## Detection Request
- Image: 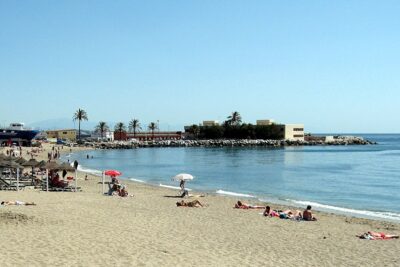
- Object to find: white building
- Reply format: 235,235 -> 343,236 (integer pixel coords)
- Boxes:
281,124 -> 304,141
91,131 -> 114,141
202,120 -> 220,126
256,119 -> 275,126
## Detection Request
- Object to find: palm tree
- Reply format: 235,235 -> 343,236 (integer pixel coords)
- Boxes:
73,108 -> 88,141
114,122 -> 127,140
148,122 -> 158,139
227,111 -> 242,126
187,124 -> 200,139
129,118 -> 141,138
95,121 -> 109,139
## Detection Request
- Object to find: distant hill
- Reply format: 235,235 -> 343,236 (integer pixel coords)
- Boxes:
27,118 -> 97,131
27,118 -> 184,132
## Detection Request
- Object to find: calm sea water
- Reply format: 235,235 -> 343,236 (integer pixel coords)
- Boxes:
65,134 -> 400,222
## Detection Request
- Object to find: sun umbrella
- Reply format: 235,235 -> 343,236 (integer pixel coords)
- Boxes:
16,158 -> 27,164
44,161 -> 61,170
0,159 -> 9,167
104,170 -> 122,176
37,160 -> 47,168
59,162 -> 75,172
172,173 -> 194,181
2,160 -> 23,169
22,158 -> 39,167
0,160 -> 23,191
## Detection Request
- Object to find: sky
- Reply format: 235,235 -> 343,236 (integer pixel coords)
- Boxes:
0,1 -> 399,133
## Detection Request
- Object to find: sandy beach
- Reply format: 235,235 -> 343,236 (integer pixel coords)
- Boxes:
0,144 -> 399,266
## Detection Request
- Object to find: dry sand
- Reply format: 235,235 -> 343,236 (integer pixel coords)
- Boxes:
0,144 -> 399,266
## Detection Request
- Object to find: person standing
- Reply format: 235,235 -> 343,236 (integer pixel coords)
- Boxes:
180,180 -> 185,191
73,160 -> 79,170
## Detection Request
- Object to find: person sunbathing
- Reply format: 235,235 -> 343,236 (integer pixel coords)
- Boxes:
176,199 -> 204,207
1,201 -> 36,206
302,205 -> 317,221
263,206 -> 279,217
357,231 -> 399,240
279,209 -> 302,220
234,200 -> 265,209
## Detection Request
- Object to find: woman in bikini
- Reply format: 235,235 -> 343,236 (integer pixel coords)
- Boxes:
176,200 -> 204,207
358,231 -> 399,240
235,200 -> 265,209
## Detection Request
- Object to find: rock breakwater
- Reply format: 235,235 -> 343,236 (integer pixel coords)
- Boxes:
81,136 -> 376,149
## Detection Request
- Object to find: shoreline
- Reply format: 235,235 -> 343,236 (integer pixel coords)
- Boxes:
68,147 -> 400,224
1,143 -> 399,266
82,170 -> 400,224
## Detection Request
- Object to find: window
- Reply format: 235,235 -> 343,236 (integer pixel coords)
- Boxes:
294,134 -> 304,138
63,132 -> 68,134
293,128 -> 304,131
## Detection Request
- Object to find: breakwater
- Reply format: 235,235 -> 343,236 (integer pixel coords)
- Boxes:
82,136 -> 376,149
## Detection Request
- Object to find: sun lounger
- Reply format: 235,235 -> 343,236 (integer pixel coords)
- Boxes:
43,185 -> 82,192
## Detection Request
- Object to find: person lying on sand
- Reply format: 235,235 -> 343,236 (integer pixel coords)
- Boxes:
303,205 -> 317,221
357,231 -> 399,240
263,206 -> 279,217
279,210 -> 302,220
1,201 -> 36,206
235,200 -> 265,209
176,200 -> 204,207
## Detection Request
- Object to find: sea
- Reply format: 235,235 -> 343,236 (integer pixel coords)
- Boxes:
63,134 -> 400,222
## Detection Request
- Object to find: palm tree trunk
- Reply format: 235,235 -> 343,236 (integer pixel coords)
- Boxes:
78,120 -> 81,140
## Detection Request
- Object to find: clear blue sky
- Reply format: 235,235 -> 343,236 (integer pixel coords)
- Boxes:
1,1 -> 399,133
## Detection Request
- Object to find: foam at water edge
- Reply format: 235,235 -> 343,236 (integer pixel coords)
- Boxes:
77,165 -> 103,176
128,178 -> 145,183
216,190 -> 255,198
159,184 -> 192,191
288,199 -> 400,222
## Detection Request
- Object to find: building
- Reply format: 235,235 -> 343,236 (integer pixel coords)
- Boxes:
202,120 -> 219,126
256,119 -> 275,126
45,129 -> 77,141
114,131 -> 184,141
280,124 -> 304,141
91,131 -> 114,141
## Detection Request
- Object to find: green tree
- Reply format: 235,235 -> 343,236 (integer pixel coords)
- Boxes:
95,121 -> 109,139
148,122 -> 158,139
200,126 -> 224,139
129,118 -> 141,138
73,108 -> 88,141
114,122 -> 127,140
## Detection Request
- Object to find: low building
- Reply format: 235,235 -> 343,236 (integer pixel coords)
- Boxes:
114,131 -> 184,141
91,131 -> 114,141
202,120 -> 219,126
256,119 -> 275,126
281,124 -> 304,141
45,129 -> 77,141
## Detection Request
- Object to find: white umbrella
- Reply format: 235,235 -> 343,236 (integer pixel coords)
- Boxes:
172,173 -> 194,181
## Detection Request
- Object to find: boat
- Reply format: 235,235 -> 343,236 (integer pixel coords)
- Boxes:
0,123 -> 39,146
